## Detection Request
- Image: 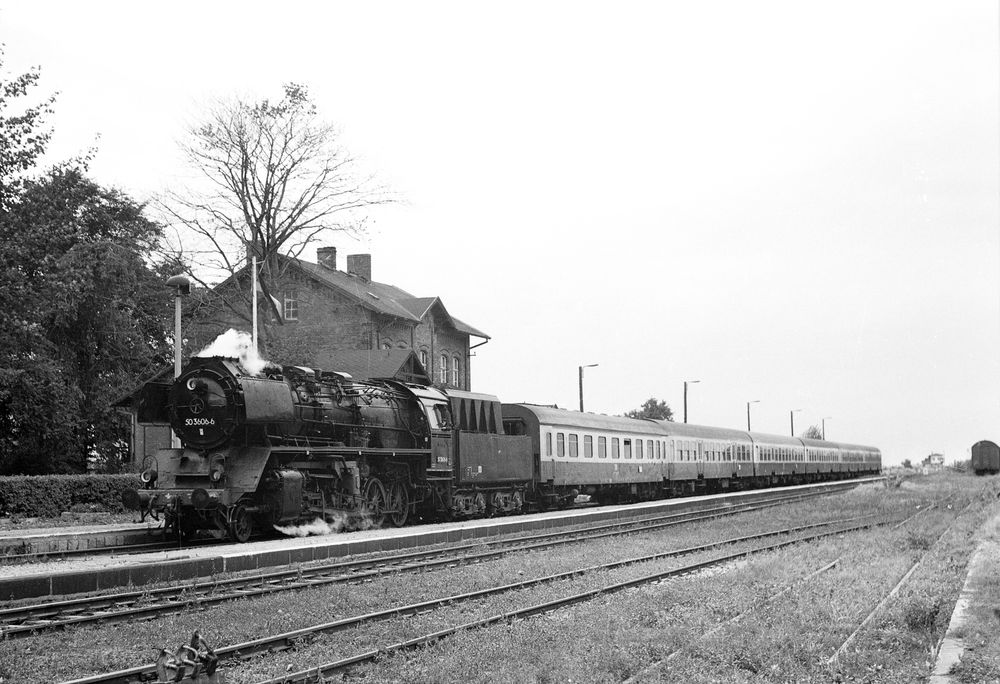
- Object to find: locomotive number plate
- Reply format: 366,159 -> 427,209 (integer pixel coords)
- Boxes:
185,418 -> 216,426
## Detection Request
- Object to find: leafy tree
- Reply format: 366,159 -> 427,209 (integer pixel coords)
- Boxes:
901,458 -> 913,469
160,83 -> 389,343
802,425 -> 824,440
0,47 -> 56,210
624,398 -> 674,421
0,167 -> 176,474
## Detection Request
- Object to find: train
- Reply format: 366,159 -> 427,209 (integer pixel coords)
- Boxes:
971,440 -> 1000,475
124,356 -> 882,541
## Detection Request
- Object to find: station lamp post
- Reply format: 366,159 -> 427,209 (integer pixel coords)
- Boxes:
822,416 -> 832,440
166,274 -> 191,448
683,380 -> 700,424
579,363 -> 598,413
166,275 -> 191,377
746,400 -> 760,431
790,408 -> 801,436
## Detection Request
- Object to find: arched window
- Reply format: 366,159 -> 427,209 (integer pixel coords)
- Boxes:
439,354 -> 448,384
452,356 -> 460,386
419,349 -> 428,369
382,340 -> 392,350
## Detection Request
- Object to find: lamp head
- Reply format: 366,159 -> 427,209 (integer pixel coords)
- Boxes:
166,274 -> 191,296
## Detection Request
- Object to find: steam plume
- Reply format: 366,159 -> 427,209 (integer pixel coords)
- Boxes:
195,329 -> 269,375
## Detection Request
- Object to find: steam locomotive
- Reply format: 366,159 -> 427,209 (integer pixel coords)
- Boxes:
126,356 -> 881,541
127,356 -> 536,541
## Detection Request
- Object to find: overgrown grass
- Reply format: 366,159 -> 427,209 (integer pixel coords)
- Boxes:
0,473 -> 993,683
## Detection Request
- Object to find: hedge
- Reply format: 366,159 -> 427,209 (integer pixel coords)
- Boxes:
0,474 -> 142,519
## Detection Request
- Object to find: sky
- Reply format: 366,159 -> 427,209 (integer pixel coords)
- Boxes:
1,1 -> 997,466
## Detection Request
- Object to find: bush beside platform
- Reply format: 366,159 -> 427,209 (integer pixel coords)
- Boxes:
0,473 -> 142,519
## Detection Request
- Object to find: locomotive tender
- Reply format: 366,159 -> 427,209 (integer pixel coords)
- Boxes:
126,356 -> 881,541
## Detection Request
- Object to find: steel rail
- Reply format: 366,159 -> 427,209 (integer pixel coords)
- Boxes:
259,519 -> 889,684
0,487 -> 840,637
626,493 -> 963,681
0,481 -> 856,563
827,498 -> 977,665
59,516 -> 884,684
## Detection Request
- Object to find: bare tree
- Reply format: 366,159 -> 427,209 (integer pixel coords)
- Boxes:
160,83 -> 389,339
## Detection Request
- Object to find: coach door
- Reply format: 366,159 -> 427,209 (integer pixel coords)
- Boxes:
696,441 -> 705,478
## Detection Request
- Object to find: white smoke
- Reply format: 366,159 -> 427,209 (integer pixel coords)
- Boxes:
274,516 -> 346,537
195,329 -> 269,375
273,511 -> 380,537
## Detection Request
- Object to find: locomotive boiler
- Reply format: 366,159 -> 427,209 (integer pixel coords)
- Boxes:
126,356 -> 534,541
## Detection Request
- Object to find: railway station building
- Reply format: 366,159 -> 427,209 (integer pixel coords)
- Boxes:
186,247 -> 489,392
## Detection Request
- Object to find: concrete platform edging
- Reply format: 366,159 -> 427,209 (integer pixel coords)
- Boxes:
0,480 -> 864,602
929,510 -> 1000,682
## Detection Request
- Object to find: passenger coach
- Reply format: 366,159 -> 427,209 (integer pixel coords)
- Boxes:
502,403 -> 881,503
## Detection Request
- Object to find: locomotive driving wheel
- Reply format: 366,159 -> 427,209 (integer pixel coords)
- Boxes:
361,477 -> 387,528
387,481 -> 410,527
228,503 -> 254,543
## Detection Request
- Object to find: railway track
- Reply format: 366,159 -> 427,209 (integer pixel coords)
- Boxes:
1,486 -> 844,640
61,513 -> 889,684
0,481 -> 863,564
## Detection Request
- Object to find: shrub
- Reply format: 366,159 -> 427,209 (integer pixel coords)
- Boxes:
0,473 -> 142,518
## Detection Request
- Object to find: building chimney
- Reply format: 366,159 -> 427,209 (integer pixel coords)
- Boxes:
346,254 -> 372,281
317,246 -> 337,270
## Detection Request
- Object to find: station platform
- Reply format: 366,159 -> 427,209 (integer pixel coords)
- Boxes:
0,522 -> 156,554
0,481 -> 871,603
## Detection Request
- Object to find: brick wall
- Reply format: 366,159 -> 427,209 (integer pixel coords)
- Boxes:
186,262 -> 476,391
413,309 -> 471,391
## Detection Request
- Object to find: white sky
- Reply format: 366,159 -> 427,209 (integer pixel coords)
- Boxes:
2,1 -> 997,466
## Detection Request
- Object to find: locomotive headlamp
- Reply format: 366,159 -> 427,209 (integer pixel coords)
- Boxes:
209,454 -> 226,483
186,378 -> 209,394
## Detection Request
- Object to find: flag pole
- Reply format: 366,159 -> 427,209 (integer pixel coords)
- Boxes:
252,254 -> 258,354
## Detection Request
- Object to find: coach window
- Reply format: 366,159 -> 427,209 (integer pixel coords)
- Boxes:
623,438 -> 632,459
557,433 -> 565,458
637,439 -> 643,459
569,434 -> 579,458
598,436 -> 607,458
612,438 -> 620,459
545,432 -> 552,457
585,435 -> 594,457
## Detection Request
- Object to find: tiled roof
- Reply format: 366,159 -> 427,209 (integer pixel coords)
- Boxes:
289,257 -> 489,339
292,258 -> 423,322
